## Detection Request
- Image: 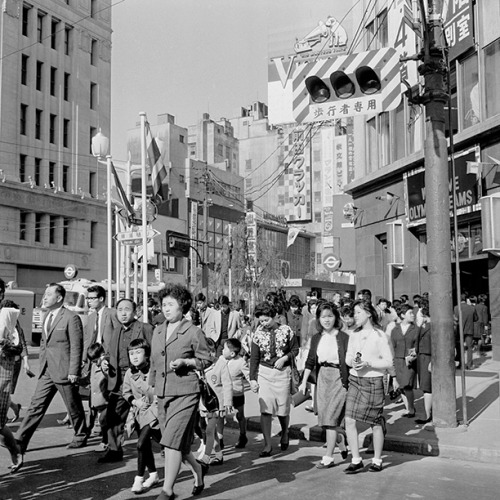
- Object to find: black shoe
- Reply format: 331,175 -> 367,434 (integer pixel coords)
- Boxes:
156,492 -> 175,500
97,450 -> 123,463
192,483 -> 204,496
280,433 -> 289,451
368,462 -> 383,472
402,412 -> 415,418
259,448 -> 272,457
67,440 -> 87,449
219,438 -> 224,450
234,435 -> 248,449
344,461 -> 364,474
415,417 -> 432,424
341,450 -> 348,460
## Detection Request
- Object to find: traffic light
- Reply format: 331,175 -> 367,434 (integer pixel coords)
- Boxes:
293,48 -> 402,123
166,230 -> 191,258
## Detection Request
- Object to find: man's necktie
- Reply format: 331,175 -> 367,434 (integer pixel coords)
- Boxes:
94,312 -> 100,343
45,312 -> 54,336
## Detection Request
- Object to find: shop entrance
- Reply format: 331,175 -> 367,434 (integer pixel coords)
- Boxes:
451,257 -> 489,303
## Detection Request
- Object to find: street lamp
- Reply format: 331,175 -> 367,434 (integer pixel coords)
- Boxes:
92,130 -> 113,307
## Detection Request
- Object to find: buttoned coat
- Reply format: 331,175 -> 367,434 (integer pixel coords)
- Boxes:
205,309 -> 239,342
149,318 -> 212,397
106,320 -> 153,392
39,307 -> 83,384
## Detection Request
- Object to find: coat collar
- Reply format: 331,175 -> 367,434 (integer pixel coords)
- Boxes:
159,317 -> 192,346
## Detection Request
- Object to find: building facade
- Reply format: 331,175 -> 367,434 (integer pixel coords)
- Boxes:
0,0 -> 111,300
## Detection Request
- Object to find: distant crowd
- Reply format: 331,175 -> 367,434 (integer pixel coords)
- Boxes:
0,278 -> 490,499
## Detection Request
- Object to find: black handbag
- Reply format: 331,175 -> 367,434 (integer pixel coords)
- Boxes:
289,355 -> 301,395
197,371 -> 219,412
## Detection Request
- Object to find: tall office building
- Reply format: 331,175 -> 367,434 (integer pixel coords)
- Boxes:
0,0 -> 111,299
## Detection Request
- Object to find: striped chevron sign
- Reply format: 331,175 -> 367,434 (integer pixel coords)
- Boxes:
293,48 -> 403,123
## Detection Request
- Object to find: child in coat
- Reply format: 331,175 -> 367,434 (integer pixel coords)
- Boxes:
122,338 -> 161,494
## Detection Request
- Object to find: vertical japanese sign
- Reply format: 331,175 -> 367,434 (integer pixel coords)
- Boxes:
322,127 -> 335,247
189,200 -> 198,286
246,211 -> 257,281
346,118 -> 355,183
332,135 -> 348,194
443,0 -> 474,61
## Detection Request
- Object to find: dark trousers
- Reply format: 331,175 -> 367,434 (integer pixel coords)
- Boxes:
16,371 -> 88,452
465,334 -> 474,368
102,392 -> 130,452
137,424 -> 162,475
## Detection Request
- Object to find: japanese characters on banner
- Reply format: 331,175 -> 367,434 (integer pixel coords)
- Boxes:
246,211 -> 257,280
389,0 -> 418,86
333,135 -> 348,195
346,118 -> 355,184
321,126 -> 335,247
443,0 -> 474,61
189,200 -> 198,286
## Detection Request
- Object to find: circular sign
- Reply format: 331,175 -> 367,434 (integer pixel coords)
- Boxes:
242,291 -> 250,301
323,253 -> 341,272
64,264 -> 78,279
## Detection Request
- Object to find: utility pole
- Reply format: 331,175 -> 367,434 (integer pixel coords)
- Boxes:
202,163 -> 209,298
419,0 -> 457,427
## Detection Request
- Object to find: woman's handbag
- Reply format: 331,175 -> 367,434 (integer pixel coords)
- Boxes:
289,355 -> 301,395
197,371 -> 219,412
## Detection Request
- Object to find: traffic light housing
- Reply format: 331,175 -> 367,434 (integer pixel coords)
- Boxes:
293,48 -> 402,123
166,230 -> 191,258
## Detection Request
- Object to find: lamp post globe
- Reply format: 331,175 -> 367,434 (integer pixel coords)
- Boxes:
91,130 -> 109,158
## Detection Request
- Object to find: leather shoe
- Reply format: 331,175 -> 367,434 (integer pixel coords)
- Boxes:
316,460 -> 335,469
259,448 -> 272,457
192,483 -> 204,496
344,461 -> 364,474
156,492 -> 175,500
368,462 -> 383,472
67,440 -> 87,449
234,435 -> 248,449
97,450 -> 123,463
415,416 -> 432,424
402,412 -> 415,418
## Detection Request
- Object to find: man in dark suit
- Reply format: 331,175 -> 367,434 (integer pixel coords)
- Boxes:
454,292 -> 478,370
98,298 -> 153,463
16,283 -> 88,452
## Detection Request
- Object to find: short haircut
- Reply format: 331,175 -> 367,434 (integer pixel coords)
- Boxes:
158,284 -> 193,314
219,295 -> 230,306
87,342 -> 105,361
225,338 -> 241,354
400,294 -> 409,302
254,301 -> 276,318
396,303 -> 413,317
357,289 -> 372,300
128,338 -> 151,357
87,285 -> 106,300
116,298 -> 136,310
377,297 -> 389,306
48,282 -> 66,300
195,292 -> 206,302
289,295 -> 301,308
339,304 -> 354,318
315,301 -> 342,331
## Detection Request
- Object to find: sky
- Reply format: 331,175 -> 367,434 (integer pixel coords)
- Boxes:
110,0 -> 351,161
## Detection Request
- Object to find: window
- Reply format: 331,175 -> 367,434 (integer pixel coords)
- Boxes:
90,39 -> 97,65
90,221 -> 97,248
63,218 -> 69,245
484,39 -> 500,119
36,61 -> 43,91
245,159 -> 252,171
316,252 -> 322,265
366,9 -> 388,49
20,104 -> 27,135
314,191 -> 321,203
90,126 -> 96,154
35,109 -> 42,139
49,114 -> 56,143
50,67 -> 56,96
21,55 -> 28,85
458,55 -> 480,130
91,0 -> 97,18
64,72 -> 70,100
49,216 -> 56,244
22,5 -> 30,37
49,162 -> 55,187
63,119 -> 70,147
245,178 -> 252,190
34,158 -> 41,186
179,134 -> 184,143
62,165 -> 69,192
89,171 -> 96,197
20,211 -> 27,241
35,214 -> 42,242
37,13 -> 44,44
51,19 -> 58,49
314,211 -> 322,223
20,155 -> 27,182
64,26 -> 71,55
90,82 -> 97,109
313,171 -> 321,183
217,144 -> 223,156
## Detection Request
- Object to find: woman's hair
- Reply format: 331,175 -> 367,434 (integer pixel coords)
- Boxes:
396,303 -> 413,318
420,300 -> 429,317
254,301 -> 276,318
158,284 -> 193,314
307,298 -> 319,313
315,301 -> 342,331
289,295 -> 302,308
352,299 -> 382,329
0,299 -> 19,309
128,338 -> 151,357
377,297 -> 390,306
339,304 -> 354,319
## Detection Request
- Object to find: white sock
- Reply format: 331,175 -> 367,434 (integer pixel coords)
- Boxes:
352,457 -> 362,464
321,455 -> 334,465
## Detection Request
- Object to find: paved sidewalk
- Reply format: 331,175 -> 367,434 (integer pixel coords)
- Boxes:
227,353 -> 500,464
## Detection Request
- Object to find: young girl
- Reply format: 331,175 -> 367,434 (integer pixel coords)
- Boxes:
122,338 -> 161,494
197,339 -> 233,466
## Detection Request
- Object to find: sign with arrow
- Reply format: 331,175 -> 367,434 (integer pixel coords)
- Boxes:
114,227 -> 160,246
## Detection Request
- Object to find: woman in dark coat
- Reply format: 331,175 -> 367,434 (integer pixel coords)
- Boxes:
416,302 -> 432,424
150,284 -> 213,500
299,302 -> 349,468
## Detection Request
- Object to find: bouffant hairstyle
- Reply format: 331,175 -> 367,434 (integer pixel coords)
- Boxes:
315,301 -> 342,331
254,301 -> 276,319
158,284 -> 193,314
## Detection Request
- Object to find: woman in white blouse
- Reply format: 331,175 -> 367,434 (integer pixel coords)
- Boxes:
299,302 -> 350,469
344,300 -> 394,474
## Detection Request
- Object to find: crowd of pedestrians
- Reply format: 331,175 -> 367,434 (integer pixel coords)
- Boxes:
0,276 -> 491,499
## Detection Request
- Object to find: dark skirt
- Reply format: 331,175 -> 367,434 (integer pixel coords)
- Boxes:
316,366 -> 346,427
345,375 -> 384,426
417,354 -> 432,393
158,393 -> 199,454
394,358 -> 417,389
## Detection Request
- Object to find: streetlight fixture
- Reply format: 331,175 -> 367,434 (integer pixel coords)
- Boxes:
92,129 -> 113,307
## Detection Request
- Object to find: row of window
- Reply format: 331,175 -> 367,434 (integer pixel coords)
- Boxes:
21,56 -> 72,99
20,105 -> 71,145
22,3 -> 100,64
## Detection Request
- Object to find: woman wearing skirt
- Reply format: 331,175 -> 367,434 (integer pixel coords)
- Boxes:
344,299 -> 394,474
299,302 -> 349,468
250,301 -> 299,457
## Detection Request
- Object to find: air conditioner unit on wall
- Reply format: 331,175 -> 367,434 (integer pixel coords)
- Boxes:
387,220 -> 404,268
